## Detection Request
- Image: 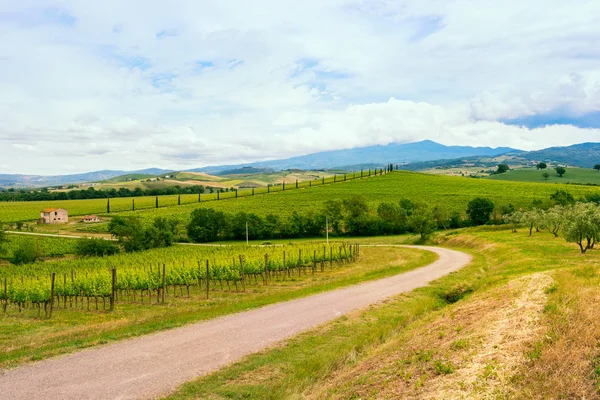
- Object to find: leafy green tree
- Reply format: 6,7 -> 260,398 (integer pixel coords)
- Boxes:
466,197 -> 495,225
399,198 -> 415,216
377,202 -> 408,234
542,206 -> 564,237
594,164 -> 600,172
550,190 -> 575,206
108,216 -> 147,252
542,172 -> 550,180
187,208 -> 227,243
322,200 -> 344,236
521,209 -> 544,236
496,164 -> 510,174
342,196 -> 369,235
407,202 -> 437,241
503,211 -> 523,233
76,238 -> 120,257
537,162 -> 547,170
562,203 -> 600,253
555,166 -> 566,177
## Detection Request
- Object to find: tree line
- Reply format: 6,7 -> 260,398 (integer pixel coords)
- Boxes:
0,185 -> 206,202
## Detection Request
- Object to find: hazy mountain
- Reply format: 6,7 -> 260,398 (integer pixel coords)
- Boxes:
510,142 -> 600,168
0,168 -> 173,188
196,140 -> 519,173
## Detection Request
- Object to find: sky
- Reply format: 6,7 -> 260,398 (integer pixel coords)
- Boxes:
1,0 -> 600,175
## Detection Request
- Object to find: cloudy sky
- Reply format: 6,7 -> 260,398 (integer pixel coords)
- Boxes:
1,0 -> 600,174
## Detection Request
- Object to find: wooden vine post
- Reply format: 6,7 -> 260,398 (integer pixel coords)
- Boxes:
264,254 -> 269,283
49,272 -> 56,318
110,268 -> 116,311
162,264 -> 166,303
206,260 -> 210,299
239,255 -> 245,291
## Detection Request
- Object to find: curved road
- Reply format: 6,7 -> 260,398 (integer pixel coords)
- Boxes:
0,246 -> 471,400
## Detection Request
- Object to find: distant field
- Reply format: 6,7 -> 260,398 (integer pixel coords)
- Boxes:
0,172 -> 365,222
487,167 -> 600,185
3,171 -> 600,224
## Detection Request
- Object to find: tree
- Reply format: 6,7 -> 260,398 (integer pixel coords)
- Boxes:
187,208 -> 227,242
537,162 -> 547,170
542,206 -> 564,237
550,190 -> 575,206
76,238 -> 120,257
496,164 -> 510,174
521,209 -> 543,236
542,172 -> 550,180
322,200 -> 344,236
562,203 -> 600,253
594,164 -> 600,172
108,216 -> 147,252
407,202 -> 437,241
466,197 -> 495,225
555,166 -> 566,177
503,211 -> 523,233
377,202 -> 408,234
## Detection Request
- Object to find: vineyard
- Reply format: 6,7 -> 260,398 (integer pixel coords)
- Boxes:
0,242 -> 358,317
2,235 -> 79,259
0,171 -> 381,223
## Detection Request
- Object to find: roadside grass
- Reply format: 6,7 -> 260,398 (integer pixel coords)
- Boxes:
0,246 -> 433,369
166,227 -> 600,399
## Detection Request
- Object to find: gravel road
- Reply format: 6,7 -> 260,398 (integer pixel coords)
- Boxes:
0,245 -> 471,400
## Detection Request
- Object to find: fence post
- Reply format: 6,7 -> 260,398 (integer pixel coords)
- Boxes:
217,192 -> 220,200
252,188 -> 255,196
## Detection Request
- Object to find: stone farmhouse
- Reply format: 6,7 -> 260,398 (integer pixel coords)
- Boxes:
40,208 -> 68,224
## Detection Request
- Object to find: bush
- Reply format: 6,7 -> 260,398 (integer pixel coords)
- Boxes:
76,238 -> 120,257
9,241 -> 40,265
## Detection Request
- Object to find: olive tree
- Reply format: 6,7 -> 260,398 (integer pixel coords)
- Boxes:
562,203 -> 600,253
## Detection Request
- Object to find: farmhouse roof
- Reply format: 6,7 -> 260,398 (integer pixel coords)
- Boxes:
41,208 -> 66,213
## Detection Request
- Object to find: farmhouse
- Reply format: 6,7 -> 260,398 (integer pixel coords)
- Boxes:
40,208 -> 68,224
81,215 -> 102,223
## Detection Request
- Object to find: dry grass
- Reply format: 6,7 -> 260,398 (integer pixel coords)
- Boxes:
309,273 -> 552,399
512,267 -> 600,399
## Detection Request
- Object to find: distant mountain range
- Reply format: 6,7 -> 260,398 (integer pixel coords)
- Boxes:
2,140 -> 600,189
0,168 -> 173,189
193,140 -> 518,174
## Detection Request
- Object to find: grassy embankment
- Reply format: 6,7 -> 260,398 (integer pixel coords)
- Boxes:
167,227 -> 600,399
0,245 -> 433,369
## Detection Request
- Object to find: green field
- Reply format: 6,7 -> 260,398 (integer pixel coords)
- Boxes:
118,171 -> 600,222
487,166 -> 600,184
3,171 -> 600,224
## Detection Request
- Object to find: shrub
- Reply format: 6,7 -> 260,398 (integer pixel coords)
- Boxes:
76,238 -> 120,257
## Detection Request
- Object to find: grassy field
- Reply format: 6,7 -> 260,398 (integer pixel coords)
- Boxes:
0,171 -> 367,223
4,170 -> 600,224
487,166 -> 600,185
117,171 -> 600,223
0,245 -> 433,368
166,227 -> 600,399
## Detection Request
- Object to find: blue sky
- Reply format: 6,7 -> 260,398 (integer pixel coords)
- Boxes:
1,0 -> 600,174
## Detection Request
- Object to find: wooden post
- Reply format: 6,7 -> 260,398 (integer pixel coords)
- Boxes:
268,185 -> 270,193
49,272 -> 56,318
217,192 -> 220,200
235,189 -> 238,198
296,179 -> 298,189
239,255 -> 245,291
156,196 -> 159,208
206,260 -> 210,299
198,193 -> 201,202
322,246 -> 326,271
162,264 -> 166,303
313,250 -> 316,274
330,247 -> 333,268
178,194 -> 181,205
3,278 -> 7,313
264,254 -> 269,283
309,181 -> 312,187
132,198 -> 135,211
110,268 -> 116,311
252,188 -> 255,196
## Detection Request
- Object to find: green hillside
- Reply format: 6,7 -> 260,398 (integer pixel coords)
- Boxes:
118,171 -> 600,221
487,167 -> 600,185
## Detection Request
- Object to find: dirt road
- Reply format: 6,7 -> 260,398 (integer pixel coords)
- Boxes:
0,246 -> 471,400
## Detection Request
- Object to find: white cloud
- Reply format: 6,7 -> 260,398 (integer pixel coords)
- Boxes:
1,0 -> 600,174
